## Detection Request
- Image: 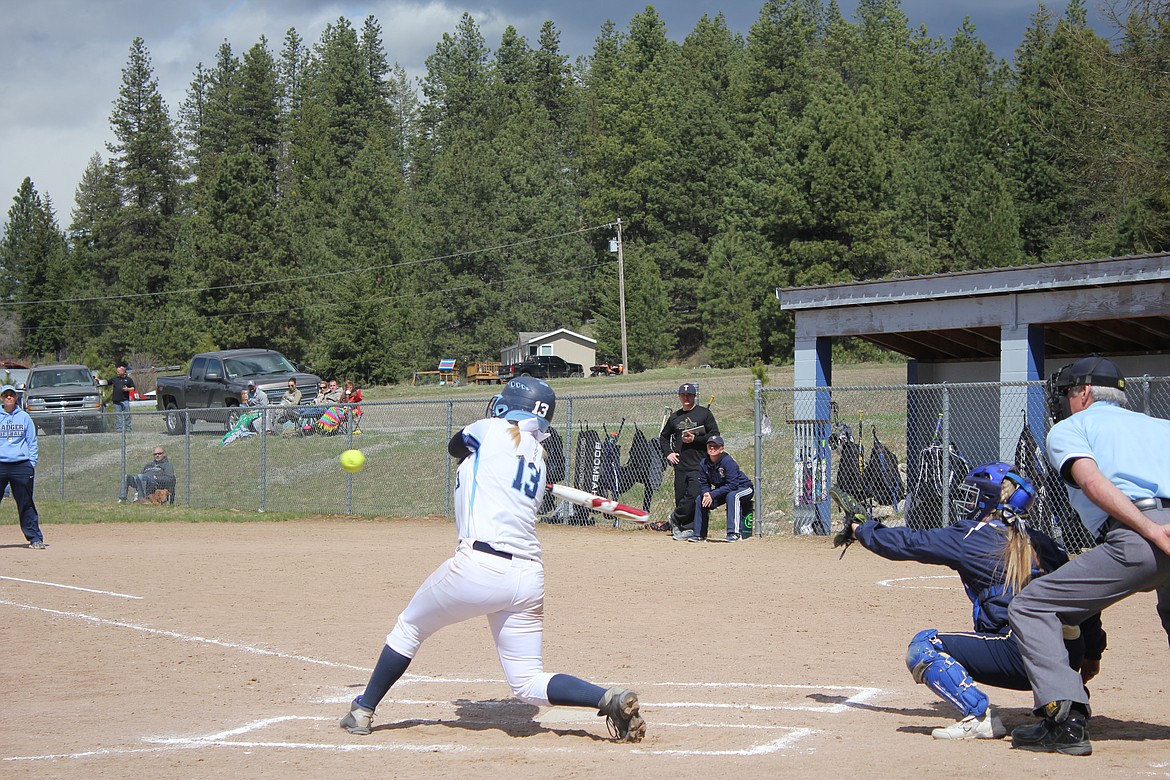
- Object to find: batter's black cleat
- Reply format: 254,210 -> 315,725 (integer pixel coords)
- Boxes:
598,687 -> 646,742
1011,700 -> 1092,756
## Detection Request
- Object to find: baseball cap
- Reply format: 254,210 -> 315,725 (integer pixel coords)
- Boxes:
678,383 -> 698,395
1057,355 -> 1125,391
247,380 -> 257,388
0,384 -> 15,395
707,435 -> 725,447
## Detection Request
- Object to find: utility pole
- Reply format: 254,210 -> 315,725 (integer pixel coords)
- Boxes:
615,219 -> 629,377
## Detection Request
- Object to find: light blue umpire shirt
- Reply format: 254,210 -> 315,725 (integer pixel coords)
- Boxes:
1046,400 -> 1170,537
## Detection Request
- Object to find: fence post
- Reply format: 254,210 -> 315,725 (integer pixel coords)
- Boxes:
259,409 -> 267,513
59,417 -> 66,499
118,420 -> 127,502
345,404 -> 354,515
753,379 -> 763,535
184,412 -> 192,507
445,400 -> 454,518
564,396 -> 574,495
941,384 -> 952,526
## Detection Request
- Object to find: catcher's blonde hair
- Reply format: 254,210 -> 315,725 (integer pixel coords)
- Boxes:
997,478 -> 1038,595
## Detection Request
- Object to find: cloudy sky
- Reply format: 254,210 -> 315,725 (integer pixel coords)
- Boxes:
2,1 -> 1114,225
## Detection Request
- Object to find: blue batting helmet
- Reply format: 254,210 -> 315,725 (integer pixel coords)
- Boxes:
488,378 -> 556,432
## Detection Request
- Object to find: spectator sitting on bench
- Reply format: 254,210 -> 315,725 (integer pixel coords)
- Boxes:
118,446 -> 176,503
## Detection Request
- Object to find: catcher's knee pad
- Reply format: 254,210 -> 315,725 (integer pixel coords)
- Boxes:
906,629 -> 987,717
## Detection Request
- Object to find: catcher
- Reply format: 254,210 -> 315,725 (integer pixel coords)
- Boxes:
832,462 -> 1105,740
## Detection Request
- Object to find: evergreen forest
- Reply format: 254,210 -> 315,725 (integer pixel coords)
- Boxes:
2,0 -> 1168,381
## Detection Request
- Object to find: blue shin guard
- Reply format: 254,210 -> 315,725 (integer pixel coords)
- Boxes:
906,629 -> 988,717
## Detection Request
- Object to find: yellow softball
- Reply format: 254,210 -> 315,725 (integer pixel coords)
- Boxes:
339,449 -> 366,473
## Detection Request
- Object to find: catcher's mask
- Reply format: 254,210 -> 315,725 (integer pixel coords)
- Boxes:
953,461 -> 1036,522
1046,354 -> 1125,423
487,378 -> 556,433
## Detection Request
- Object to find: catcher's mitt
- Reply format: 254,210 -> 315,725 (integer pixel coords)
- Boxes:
830,487 -> 870,557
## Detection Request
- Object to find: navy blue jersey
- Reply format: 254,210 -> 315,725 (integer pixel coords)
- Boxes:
698,452 -> 753,501
854,518 -> 1069,635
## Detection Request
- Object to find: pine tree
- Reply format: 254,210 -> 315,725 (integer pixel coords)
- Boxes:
0,179 -> 70,358
105,37 -> 183,358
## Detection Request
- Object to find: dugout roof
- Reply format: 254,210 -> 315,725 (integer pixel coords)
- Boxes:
776,252 -> 1170,361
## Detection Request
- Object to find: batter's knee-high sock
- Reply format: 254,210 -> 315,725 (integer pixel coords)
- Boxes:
356,645 -> 412,711
546,674 -> 607,709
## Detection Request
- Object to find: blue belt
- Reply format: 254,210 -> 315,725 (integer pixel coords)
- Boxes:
1134,497 -> 1170,511
472,540 -> 512,560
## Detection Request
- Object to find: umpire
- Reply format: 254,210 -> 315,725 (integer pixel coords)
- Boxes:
659,383 -> 719,540
1008,355 -> 1170,755
0,384 -> 43,549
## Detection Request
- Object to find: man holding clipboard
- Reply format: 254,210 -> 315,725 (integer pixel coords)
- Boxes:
658,383 -> 720,540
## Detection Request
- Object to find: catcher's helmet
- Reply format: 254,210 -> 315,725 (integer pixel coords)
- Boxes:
488,378 -> 556,432
953,461 -> 1036,521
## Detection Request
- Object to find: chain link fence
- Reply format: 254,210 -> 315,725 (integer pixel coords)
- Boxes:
35,376 -> 1170,549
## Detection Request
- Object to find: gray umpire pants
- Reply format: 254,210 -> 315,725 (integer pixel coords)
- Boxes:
1008,506 -> 1170,710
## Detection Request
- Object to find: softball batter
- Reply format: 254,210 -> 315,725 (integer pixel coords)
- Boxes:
341,378 -> 646,742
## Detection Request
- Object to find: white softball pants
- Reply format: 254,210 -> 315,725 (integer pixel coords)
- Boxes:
386,540 -> 555,706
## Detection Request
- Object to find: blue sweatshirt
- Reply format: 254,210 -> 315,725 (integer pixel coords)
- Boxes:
0,406 -> 38,466
698,451 -> 753,501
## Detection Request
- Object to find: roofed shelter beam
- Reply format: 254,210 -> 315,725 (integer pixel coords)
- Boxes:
1001,320 -> 1045,462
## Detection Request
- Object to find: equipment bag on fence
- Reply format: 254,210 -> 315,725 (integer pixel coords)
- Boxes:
833,431 -> 867,501
540,428 -> 567,517
620,426 -> 664,511
570,428 -> 601,525
905,443 -> 970,529
863,429 -> 906,508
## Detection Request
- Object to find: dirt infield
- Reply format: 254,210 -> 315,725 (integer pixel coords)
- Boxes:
3,519 -> 1169,778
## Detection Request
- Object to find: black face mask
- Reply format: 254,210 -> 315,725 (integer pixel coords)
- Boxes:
1047,365 -> 1075,423
1046,355 -> 1125,423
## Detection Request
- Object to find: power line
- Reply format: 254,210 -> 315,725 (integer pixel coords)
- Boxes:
16,257 -> 616,336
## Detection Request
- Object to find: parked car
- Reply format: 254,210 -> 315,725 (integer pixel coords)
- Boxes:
155,349 -> 322,435
18,364 -> 107,433
498,355 -> 585,381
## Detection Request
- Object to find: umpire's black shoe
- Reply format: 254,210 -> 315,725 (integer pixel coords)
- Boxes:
1011,700 -> 1092,756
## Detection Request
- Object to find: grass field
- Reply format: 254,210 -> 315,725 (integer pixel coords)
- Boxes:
0,360 -> 911,533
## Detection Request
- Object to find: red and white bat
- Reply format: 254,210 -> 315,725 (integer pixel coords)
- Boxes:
546,483 -> 650,524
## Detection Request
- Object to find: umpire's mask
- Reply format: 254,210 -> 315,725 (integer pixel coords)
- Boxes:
1046,355 -> 1125,423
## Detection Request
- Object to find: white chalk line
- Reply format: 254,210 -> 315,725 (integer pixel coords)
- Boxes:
7,714 -> 819,761
3,596 -> 884,761
141,715 -> 818,758
643,728 -> 817,756
0,599 -> 370,673
0,575 -> 142,599
878,574 -> 958,589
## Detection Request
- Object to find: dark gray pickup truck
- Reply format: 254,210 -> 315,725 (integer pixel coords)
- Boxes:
155,349 -> 322,435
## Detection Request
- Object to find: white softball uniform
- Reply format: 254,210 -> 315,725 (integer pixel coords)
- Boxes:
385,416 -> 557,706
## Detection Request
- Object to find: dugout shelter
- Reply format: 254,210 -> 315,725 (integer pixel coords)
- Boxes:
775,252 -> 1170,531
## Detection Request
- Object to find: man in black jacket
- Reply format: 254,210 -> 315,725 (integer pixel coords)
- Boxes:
658,383 -> 719,540
110,364 -> 136,433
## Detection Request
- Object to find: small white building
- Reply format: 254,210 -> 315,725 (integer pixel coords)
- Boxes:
501,329 -> 597,369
